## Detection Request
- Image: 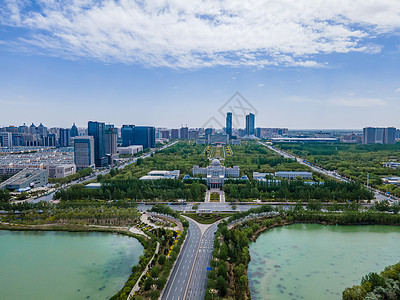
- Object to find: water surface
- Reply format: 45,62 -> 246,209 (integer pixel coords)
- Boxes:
0,230 -> 143,300
248,224 -> 400,300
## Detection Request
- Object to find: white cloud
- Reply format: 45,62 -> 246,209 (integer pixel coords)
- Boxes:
329,97 -> 387,107
395,88 -> 400,93
1,0 -> 400,68
258,83 -> 264,87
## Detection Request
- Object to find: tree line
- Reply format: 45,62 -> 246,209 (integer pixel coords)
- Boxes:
223,180 -> 374,201
54,178 -> 206,202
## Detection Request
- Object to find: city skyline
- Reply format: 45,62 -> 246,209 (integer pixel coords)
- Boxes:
1,1 -> 400,128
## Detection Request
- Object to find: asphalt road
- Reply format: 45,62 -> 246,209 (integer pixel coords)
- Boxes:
162,218 -> 218,300
184,222 -> 218,300
162,218 -> 202,300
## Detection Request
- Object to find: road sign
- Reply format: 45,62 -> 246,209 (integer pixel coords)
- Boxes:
206,267 -> 212,271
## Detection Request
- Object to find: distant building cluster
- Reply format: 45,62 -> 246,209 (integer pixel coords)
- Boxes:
362,127 -> 396,144
74,121 -> 156,169
0,147 -> 74,177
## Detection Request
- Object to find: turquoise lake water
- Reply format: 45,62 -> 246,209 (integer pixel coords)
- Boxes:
248,224 -> 400,300
0,230 -> 143,300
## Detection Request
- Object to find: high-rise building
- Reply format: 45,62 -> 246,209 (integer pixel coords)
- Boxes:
384,127 -> 396,145
363,127 -> 396,144
205,128 -> 213,141
245,113 -> 255,136
12,133 -> 25,146
59,128 -> 71,147
88,121 -> 106,167
37,123 -> 47,137
121,125 -> 135,147
18,124 -> 28,134
189,130 -> 199,140
256,127 -> 261,138
105,127 -> 118,155
44,134 -> 57,147
0,132 -> 13,147
226,112 -> 232,138
73,136 -> 95,170
134,126 -> 155,149
180,127 -> 189,139
161,130 -> 170,139
171,129 -> 179,139
70,123 -> 79,138
29,123 -> 37,135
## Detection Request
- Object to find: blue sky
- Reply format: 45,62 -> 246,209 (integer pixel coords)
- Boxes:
0,0 -> 400,129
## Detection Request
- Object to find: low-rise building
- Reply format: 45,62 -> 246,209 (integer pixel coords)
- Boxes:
383,162 -> 400,169
47,164 -> 76,178
0,168 -> 48,191
382,176 -> 400,186
118,145 -> 143,155
140,170 -> 180,180
275,171 -> 313,180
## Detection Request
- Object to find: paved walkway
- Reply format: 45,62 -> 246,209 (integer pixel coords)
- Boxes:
205,189 -> 225,203
127,241 -> 160,300
128,226 -> 147,237
141,212 -> 181,231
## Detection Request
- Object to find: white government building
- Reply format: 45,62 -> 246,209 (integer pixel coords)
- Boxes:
193,158 -> 240,189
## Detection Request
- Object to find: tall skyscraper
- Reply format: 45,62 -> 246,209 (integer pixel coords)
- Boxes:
73,136 -> 95,170
226,112 -> 232,138
121,125 -> 135,147
70,123 -> 79,138
59,128 -> 71,147
88,121 -> 106,167
134,126 -> 155,149
245,113 -> 255,136
363,127 -> 396,144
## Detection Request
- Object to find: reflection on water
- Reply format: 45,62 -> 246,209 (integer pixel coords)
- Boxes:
248,224 -> 400,300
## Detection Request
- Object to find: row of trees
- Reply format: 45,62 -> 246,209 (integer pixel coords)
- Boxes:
223,180 -> 374,201
54,179 -> 207,202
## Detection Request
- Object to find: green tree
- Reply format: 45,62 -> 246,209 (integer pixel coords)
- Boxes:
216,275 -> 227,296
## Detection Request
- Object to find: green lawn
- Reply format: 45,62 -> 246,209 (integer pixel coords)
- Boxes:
183,213 -> 233,224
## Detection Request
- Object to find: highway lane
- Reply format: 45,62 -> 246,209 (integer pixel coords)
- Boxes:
185,222 -> 218,300
136,203 -> 259,213
162,218 -> 202,300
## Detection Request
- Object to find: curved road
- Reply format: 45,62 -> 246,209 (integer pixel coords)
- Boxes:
162,219 -> 218,300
